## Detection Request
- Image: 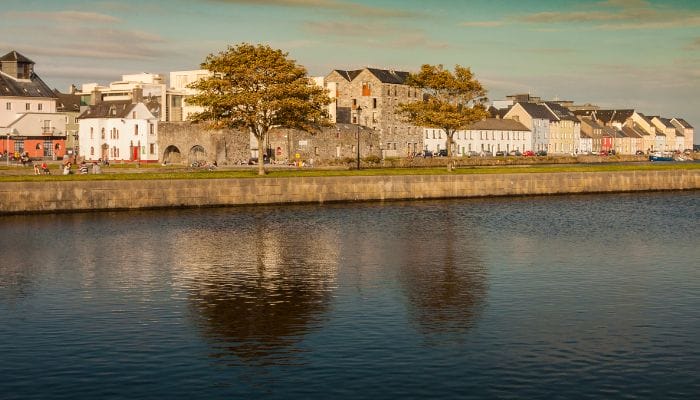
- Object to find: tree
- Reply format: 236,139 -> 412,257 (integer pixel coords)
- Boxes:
398,64 -> 488,171
187,43 -> 331,175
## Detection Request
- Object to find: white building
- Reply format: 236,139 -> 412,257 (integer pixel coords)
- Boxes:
423,118 -> 531,155
78,97 -> 158,163
78,73 -> 167,121
167,69 -> 212,122
0,50 -> 68,159
503,102 -> 555,152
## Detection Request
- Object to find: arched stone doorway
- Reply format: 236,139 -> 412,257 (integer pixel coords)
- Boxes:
163,145 -> 182,164
188,145 -> 206,165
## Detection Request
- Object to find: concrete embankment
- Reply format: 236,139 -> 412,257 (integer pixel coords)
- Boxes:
1,170 -> 698,215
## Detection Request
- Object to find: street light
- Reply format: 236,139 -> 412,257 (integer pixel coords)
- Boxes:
356,105 -> 362,170
5,133 -> 9,166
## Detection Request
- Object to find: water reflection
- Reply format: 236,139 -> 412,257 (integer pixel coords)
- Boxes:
398,207 -> 488,339
177,211 -> 340,366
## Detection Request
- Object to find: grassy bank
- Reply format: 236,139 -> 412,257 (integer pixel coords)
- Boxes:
0,162 -> 698,182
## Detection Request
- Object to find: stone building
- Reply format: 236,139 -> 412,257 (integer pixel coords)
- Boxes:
325,68 -> 423,158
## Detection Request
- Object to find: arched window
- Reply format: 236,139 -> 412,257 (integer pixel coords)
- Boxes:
36,143 -> 41,150
90,147 -> 95,156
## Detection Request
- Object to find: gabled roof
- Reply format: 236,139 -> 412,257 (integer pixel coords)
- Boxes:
467,118 -> 530,131
654,117 -> 674,128
595,109 -> 634,124
621,126 -> 644,139
544,102 -> 578,122
516,102 -> 557,121
53,89 -> 81,112
78,100 -> 137,119
0,50 -> 34,64
331,68 -> 410,84
0,70 -> 55,98
488,105 -> 511,119
671,118 -> 693,129
635,112 -> 653,125
366,68 -> 409,84
332,69 -> 362,82
579,117 -> 604,130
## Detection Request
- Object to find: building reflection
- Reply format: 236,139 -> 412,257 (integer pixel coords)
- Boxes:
397,206 -> 488,339
175,211 -> 340,366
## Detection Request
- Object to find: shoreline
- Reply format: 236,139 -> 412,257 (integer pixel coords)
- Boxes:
1,169 -> 698,215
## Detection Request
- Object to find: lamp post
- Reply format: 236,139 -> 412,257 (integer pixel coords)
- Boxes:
356,105 -> 362,170
5,133 -> 9,166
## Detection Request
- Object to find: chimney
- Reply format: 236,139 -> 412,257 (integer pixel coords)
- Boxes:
132,87 -> 143,104
68,84 -> 77,94
90,88 -> 103,106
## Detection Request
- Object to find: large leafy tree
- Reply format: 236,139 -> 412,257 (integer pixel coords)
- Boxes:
398,64 -> 488,170
187,43 -> 331,175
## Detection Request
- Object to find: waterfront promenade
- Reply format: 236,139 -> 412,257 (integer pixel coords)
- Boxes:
1,163 -> 698,215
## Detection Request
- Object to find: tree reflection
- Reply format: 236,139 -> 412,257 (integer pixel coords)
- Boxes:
398,208 -> 488,339
182,212 -> 339,366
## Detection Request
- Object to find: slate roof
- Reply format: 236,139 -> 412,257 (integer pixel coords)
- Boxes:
655,117 -> 674,128
332,68 -> 410,84
621,126 -> 644,138
488,105 -> 511,119
0,69 -> 55,98
635,112 -> 653,125
78,100 -> 136,119
672,118 -> 693,129
544,102 -> 578,122
53,89 -> 81,112
516,102 -> 557,121
333,69 -> 362,82
595,109 -> 634,124
579,117 -> 604,130
467,118 -> 530,131
0,50 -> 34,64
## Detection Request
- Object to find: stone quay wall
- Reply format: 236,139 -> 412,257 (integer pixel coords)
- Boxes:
1,170 -> 698,215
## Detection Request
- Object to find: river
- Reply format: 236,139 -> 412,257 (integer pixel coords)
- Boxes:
1,191 -> 698,399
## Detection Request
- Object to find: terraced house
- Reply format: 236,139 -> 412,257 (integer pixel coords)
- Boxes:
325,68 -> 423,158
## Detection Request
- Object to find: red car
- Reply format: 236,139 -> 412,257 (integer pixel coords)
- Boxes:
523,150 -> 535,156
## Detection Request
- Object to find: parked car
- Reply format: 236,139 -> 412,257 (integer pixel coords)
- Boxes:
635,150 -> 645,155
536,150 -> 548,156
523,150 -> 535,157
599,150 -> 608,156
495,151 -> 506,156
466,150 -> 479,157
508,150 -> 522,156
437,149 -> 448,157
421,150 -> 433,158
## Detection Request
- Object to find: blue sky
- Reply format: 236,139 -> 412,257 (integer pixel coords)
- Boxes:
2,0 -> 699,135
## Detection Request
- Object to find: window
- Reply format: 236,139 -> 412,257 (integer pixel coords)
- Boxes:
132,112 -> 136,119
362,82 -> 371,96
6,102 -> 10,110
373,98 -> 377,108
25,103 -> 30,111
14,140 -> 24,152
43,140 -> 53,157
149,124 -> 154,135
149,144 -> 155,155
90,127 -> 94,139
91,147 -> 95,156
134,125 -> 139,135
101,128 -> 105,139
38,104 -> 43,111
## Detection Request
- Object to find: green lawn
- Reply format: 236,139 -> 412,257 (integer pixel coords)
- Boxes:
0,162 -> 697,182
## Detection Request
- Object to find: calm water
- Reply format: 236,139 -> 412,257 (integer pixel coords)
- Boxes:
1,192 -> 699,399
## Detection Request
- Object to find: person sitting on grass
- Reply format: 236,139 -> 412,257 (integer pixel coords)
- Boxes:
33,163 -> 40,175
41,162 -> 50,175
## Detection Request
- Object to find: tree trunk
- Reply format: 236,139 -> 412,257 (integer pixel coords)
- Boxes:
446,131 -> 454,172
255,134 -> 266,176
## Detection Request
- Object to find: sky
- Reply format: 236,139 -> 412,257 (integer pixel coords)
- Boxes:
1,0 -> 699,138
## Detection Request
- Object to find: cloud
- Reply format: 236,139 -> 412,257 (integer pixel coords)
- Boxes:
460,21 -> 504,28
685,37 -> 700,51
521,1 -> 700,30
303,21 -> 448,50
0,10 -> 176,63
1,11 -> 121,24
209,0 -> 417,18
463,0 -> 700,31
